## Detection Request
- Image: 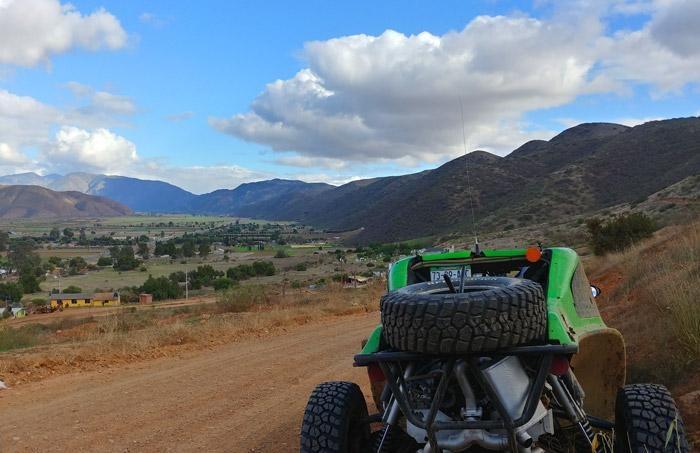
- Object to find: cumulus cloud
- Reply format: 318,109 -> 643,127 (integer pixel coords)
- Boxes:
212,1 -> 700,167
44,126 -> 138,174
0,143 -> 28,164
0,89 -> 62,148
0,87 -> 263,193
598,0 -> 700,93
0,0 -> 127,67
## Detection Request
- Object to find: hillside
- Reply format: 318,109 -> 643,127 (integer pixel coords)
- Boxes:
186,179 -> 333,217
0,172 -> 195,213
1,117 -> 697,238
0,185 -> 132,219
261,117 -> 700,243
588,222 -> 700,447
87,176 -> 196,212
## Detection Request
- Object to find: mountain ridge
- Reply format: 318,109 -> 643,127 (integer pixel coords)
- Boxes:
1,117 -> 698,242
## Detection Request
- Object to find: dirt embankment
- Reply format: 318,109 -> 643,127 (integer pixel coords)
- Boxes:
0,312 -> 380,452
588,222 -> 700,447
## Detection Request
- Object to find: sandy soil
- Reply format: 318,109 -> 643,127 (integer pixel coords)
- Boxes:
0,312 -> 379,452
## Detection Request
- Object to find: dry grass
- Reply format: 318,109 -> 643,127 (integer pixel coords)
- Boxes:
590,222 -> 700,386
0,281 -> 384,386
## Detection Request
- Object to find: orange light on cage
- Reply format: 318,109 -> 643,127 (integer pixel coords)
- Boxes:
525,247 -> 542,263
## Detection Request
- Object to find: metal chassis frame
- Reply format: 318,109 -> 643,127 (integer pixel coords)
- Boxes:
354,344 -> 577,451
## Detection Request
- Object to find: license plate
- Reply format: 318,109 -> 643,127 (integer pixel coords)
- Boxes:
430,267 -> 471,283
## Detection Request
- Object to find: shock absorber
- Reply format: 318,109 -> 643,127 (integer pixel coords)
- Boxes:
548,375 -> 604,453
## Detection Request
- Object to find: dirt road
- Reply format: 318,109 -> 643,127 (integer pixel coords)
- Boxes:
0,312 -> 379,452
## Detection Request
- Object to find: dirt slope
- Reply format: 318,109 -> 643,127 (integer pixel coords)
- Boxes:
0,312 -> 379,452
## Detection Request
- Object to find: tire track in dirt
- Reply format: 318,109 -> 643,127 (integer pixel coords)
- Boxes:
0,312 -> 380,452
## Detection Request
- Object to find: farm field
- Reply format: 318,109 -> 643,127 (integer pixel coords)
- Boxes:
31,247 -> 357,298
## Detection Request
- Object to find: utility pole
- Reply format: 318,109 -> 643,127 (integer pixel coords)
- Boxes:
185,269 -> 189,300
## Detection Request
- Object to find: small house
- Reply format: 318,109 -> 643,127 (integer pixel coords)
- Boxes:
93,292 -> 120,306
49,291 -> 120,309
10,306 -> 26,318
345,275 -> 371,288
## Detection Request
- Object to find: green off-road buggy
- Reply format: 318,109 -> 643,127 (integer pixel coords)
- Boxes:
300,246 -> 690,452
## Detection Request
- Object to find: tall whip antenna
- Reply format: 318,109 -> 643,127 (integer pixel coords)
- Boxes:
459,98 -> 479,252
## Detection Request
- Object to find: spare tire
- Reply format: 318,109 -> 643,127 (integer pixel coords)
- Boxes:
380,277 -> 546,354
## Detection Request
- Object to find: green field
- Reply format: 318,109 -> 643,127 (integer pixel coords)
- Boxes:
0,214 -> 239,237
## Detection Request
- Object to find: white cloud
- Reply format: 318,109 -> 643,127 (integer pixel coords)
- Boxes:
166,111 -> 194,122
65,81 -> 137,116
0,89 -> 62,148
139,12 -> 170,28
598,0 -> 700,94
133,163 -> 270,194
0,0 -> 127,67
212,1 -> 700,167
615,116 -> 664,126
274,154 -> 349,169
212,14 -> 605,165
0,143 -> 28,164
43,126 -> 138,174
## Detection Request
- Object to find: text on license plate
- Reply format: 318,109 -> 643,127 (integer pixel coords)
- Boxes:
430,267 -> 471,282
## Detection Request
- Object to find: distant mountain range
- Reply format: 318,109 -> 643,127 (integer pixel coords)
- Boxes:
1,117 -> 698,242
0,185 -> 132,219
0,172 -> 195,212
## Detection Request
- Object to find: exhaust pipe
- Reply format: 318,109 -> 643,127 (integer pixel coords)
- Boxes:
422,429 -> 509,452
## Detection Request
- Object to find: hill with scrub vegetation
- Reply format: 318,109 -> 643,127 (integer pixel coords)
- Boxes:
0,185 -> 132,219
193,117 -> 700,243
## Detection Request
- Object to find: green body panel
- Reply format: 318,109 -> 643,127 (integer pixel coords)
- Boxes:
361,325 -> 383,353
367,247 -> 609,352
545,248 -> 608,345
482,249 -> 527,257
387,256 -> 412,291
421,250 -> 472,261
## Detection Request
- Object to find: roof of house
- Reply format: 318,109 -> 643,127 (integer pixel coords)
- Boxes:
50,293 -> 92,300
51,292 -> 119,300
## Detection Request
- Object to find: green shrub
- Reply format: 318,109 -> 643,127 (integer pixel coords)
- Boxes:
212,277 -> 236,291
586,213 -> 656,255
62,285 -> 82,293
274,249 -> 290,258
97,256 -> 112,266
140,275 -> 183,300
294,263 -> 307,272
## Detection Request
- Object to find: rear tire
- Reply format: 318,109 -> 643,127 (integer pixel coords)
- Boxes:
300,381 -> 371,453
614,383 -> 689,453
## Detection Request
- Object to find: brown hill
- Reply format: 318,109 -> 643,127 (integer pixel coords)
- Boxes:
253,117 -> 700,243
0,185 -> 133,219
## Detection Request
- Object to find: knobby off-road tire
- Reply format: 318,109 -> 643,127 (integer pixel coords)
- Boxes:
300,381 -> 371,453
381,277 -> 546,354
615,384 -> 689,453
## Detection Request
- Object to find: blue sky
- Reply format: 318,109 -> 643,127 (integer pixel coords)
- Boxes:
0,0 -> 698,193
